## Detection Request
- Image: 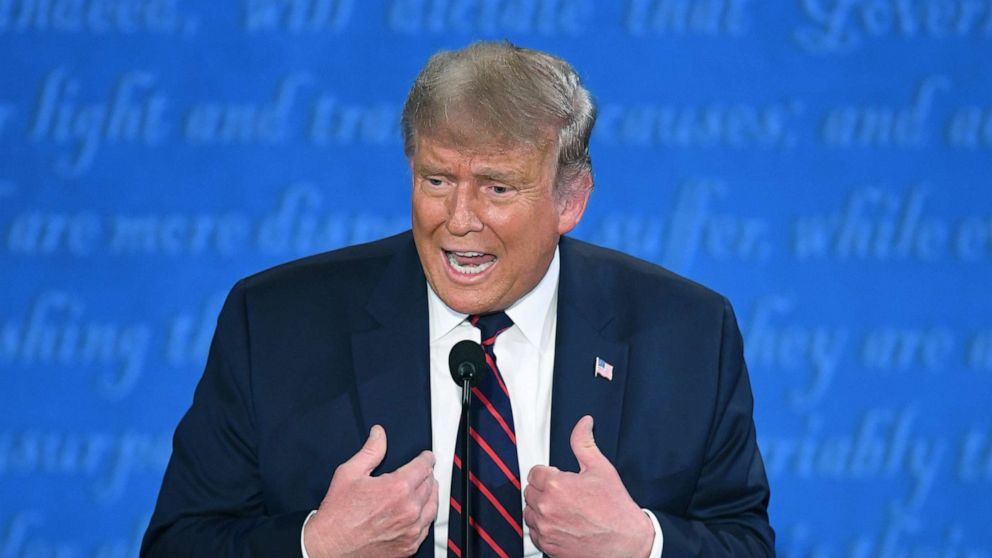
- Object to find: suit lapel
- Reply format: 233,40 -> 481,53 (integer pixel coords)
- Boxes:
350,236 -> 436,556
549,238 -> 630,473
350,235 -> 433,473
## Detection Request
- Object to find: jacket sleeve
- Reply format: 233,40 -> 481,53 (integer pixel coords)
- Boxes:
141,280 -> 311,557
652,299 -> 775,557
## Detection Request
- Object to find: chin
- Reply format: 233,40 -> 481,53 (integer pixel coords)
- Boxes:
435,286 -> 497,315
443,293 -> 488,315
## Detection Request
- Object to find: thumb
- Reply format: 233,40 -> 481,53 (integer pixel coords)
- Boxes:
347,424 -> 387,476
570,415 -> 605,472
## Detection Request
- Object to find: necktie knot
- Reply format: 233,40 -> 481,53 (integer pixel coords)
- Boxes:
470,312 -> 514,344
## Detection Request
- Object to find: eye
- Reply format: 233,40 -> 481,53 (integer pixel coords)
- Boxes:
490,184 -> 512,195
426,177 -> 444,187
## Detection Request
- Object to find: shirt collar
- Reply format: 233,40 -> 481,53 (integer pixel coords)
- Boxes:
427,246 -> 560,346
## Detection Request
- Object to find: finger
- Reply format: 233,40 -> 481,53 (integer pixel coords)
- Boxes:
527,464 -> 559,490
523,504 -> 537,529
393,450 -> 436,487
424,478 -> 439,524
415,520 -> 432,547
570,415 -> 604,472
523,483 -> 542,508
344,425 -> 387,476
523,506 -> 541,544
413,479 -> 439,533
413,490 -> 437,548
412,469 -> 435,505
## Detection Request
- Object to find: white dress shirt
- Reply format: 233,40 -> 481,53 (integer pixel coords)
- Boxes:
303,248 -> 663,557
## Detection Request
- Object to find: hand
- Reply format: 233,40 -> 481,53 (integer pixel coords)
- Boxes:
303,425 -> 439,558
523,416 -> 654,558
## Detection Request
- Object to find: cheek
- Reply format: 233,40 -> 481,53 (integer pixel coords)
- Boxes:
412,196 -> 446,230
504,204 -> 559,239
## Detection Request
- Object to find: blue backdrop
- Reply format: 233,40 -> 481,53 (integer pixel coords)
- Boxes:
1,1 -> 990,555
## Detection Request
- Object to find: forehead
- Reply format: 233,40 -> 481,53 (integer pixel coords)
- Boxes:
413,134 -> 555,174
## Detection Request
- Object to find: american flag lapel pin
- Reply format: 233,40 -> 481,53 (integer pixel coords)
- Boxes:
594,357 -> 614,381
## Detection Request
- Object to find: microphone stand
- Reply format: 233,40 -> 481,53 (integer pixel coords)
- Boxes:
450,341 -> 484,558
460,376 -> 474,558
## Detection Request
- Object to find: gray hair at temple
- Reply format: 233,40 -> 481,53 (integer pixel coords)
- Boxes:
401,41 -> 597,200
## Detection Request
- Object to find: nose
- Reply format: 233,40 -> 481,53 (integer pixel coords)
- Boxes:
446,183 -> 483,236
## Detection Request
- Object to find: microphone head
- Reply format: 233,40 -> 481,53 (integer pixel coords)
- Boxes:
449,339 -> 487,387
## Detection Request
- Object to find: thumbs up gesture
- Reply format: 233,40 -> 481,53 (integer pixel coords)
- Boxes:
303,425 -> 439,558
523,416 -> 654,558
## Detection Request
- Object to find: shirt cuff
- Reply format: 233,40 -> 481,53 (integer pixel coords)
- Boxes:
301,510 -> 318,558
642,508 -> 665,558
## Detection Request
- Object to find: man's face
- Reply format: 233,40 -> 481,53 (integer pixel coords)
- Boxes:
410,135 -> 589,315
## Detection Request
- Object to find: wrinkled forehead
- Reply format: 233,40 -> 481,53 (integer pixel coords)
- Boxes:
411,103 -> 558,159
411,133 -> 559,179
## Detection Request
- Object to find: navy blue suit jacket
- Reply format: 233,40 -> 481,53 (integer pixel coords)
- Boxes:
142,231 -> 773,557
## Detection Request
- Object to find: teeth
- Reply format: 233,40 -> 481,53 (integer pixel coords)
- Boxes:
446,252 -> 496,275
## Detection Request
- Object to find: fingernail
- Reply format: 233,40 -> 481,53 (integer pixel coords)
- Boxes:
370,425 -> 382,439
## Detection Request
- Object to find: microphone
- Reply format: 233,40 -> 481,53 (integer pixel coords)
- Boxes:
449,339 -> 487,388
448,339 -> 486,557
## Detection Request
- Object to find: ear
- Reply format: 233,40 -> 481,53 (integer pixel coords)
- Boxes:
556,170 -> 592,235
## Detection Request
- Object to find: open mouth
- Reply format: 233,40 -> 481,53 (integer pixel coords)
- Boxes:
445,250 -> 497,275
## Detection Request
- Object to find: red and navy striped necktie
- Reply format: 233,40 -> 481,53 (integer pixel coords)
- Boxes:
448,312 -> 523,558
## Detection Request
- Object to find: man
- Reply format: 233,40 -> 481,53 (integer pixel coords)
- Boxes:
142,42 -> 774,557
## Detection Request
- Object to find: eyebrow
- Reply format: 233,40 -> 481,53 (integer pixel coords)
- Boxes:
416,163 -> 526,184
416,163 -> 449,176
474,166 -> 525,183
